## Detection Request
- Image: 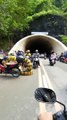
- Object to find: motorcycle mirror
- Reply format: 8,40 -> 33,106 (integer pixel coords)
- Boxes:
35,88 -> 56,103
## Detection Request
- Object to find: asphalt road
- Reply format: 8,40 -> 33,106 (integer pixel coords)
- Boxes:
0,69 -> 39,120
40,59 -> 67,110
0,59 -> 67,120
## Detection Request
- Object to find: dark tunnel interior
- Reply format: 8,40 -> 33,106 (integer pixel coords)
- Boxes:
25,38 -> 53,56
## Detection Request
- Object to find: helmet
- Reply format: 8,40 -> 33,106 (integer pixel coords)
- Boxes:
26,50 -> 30,53
9,53 -> 14,56
35,49 -> 38,53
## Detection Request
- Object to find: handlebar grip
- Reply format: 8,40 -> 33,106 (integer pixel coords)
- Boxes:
53,111 -> 65,120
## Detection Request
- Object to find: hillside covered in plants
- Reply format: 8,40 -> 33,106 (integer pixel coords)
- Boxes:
0,0 -> 67,49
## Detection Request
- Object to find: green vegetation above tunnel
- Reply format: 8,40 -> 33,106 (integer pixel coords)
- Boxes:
0,0 -> 67,50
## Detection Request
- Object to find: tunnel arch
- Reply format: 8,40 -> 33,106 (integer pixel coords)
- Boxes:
9,34 -> 67,55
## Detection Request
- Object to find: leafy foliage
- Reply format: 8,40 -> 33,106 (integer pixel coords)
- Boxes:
59,35 -> 67,46
0,0 -> 67,49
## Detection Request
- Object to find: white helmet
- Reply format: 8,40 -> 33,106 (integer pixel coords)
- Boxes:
35,49 -> 38,53
26,50 -> 30,53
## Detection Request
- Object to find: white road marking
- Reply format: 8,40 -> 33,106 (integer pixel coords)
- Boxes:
42,75 -> 48,88
38,67 -> 46,113
38,66 -> 43,87
39,60 -> 61,112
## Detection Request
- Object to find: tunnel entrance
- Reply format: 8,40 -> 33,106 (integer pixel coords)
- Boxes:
9,34 -> 67,55
25,37 -> 53,56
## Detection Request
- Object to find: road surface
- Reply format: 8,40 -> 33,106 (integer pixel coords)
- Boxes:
0,59 -> 67,120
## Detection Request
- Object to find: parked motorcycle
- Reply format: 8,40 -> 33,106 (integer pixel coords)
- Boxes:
35,87 -> 67,120
0,62 -> 20,77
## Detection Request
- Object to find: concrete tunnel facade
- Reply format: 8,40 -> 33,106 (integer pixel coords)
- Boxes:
9,34 -> 67,56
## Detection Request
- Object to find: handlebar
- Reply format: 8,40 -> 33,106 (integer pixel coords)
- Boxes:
53,111 -> 67,120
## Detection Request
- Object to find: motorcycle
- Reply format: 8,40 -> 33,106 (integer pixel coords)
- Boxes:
0,62 -> 20,77
49,58 -> 56,66
32,56 -> 40,69
35,87 -> 67,120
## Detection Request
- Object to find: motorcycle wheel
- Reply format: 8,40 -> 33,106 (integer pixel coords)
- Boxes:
50,62 -> 54,66
12,68 -> 20,77
0,68 -> 2,73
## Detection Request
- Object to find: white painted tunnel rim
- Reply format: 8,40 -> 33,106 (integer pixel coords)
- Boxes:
9,34 -> 67,55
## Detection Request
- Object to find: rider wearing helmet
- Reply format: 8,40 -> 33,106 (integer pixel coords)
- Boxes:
33,49 -> 40,66
49,50 -> 56,62
35,49 -> 40,58
25,50 -> 31,59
